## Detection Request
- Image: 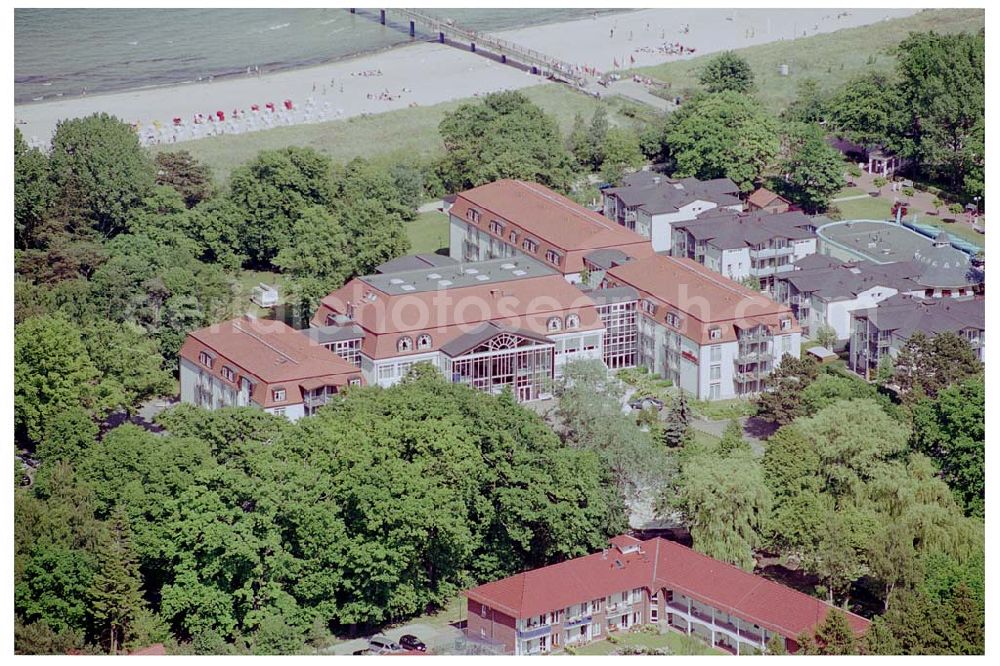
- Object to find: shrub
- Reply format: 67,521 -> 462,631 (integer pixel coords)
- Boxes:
847,164 -> 862,178
932,197 -> 944,210
948,203 -> 964,215
873,176 -> 888,189
902,187 -> 915,197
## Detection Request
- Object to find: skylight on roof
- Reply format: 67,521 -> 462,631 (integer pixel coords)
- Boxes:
427,273 -> 442,279
437,280 -> 452,287
389,278 -> 404,284
465,268 -> 479,275
400,284 -> 416,291
500,263 -> 516,270
475,275 -> 490,281
512,270 -> 526,276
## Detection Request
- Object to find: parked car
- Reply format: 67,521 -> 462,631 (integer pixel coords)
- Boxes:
352,649 -> 369,656
628,396 -> 664,411
399,635 -> 426,652
368,636 -> 403,655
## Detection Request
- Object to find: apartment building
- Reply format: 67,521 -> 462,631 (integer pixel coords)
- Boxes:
449,179 -> 654,283
178,316 -> 363,421
670,209 -> 819,291
602,171 -> 743,251
465,534 -> 870,655
599,254 -> 801,399
774,257 -> 927,341
310,256 -> 605,401
849,294 -> 985,379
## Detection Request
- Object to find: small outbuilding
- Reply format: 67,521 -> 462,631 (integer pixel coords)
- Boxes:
806,346 -> 838,364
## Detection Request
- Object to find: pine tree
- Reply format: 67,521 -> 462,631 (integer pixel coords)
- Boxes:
660,392 -> 692,447
765,633 -> 788,655
88,507 -> 145,654
717,419 -> 750,456
812,608 -> 858,655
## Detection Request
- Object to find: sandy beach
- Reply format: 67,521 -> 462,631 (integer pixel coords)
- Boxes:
14,7 -> 917,147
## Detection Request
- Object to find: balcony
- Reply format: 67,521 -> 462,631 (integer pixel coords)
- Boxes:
735,351 -> 765,364
564,615 -> 592,629
750,245 -> 793,259
517,624 -> 552,640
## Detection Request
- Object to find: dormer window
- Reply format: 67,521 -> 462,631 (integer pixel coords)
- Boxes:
489,219 -> 504,235
666,312 -> 681,328
565,313 -> 580,330
466,208 -> 480,223
416,334 -> 432,350
545,249 -> 562,266
547,317 -> 562,332
397,336 -> 413,352
522,238 -> 539,253
222,366 -> 236,382
272,388 -> 286,402
780,318 -> 792,331
641,299 -> 657,315
509,230 -> 519,244
199,351 -> 214,369
709,327 -> 722,340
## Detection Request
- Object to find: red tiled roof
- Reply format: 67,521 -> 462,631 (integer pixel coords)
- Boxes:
747,187 -> 789,209
179,316 -> 362,407
605,255 -> 799,344
464,537 -> 869,640
451,180 -> 654,272
128,643 -> 167,655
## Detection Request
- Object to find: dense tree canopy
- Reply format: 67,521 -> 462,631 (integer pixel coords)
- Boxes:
698,51 -> 755,94
773,122 -> 845,213
437,90 -> 576,193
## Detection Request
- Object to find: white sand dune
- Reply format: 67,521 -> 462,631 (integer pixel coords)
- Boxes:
13,7 -> 917,148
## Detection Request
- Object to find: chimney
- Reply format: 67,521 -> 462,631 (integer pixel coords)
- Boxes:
602,548 -> 608,560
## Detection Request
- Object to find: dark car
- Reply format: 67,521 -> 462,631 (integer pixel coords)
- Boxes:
398,635 -> 426,652
629,396 -> 665,411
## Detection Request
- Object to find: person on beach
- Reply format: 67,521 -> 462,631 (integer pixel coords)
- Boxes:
610,28 -> 614,38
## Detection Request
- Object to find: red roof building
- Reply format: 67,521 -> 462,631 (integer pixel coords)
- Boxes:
746,187 -> 792,214
179,316 -> 363,421
449,180 -> 655,280
464,535 -> 869,655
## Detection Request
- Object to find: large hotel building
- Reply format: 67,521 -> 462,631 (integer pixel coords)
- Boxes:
465,534 -> 870,655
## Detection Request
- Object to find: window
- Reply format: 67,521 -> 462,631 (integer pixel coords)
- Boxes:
545,249 -> 562,266
709,327 -> 721,340
666,312 -> 680,328
522,238 -> 538,253
349,376 -> 362,387
565,313 -> 580,329
709,383 -> 721,400
641,299 -> 657,315
710,364 -> 721,381
489,219 -> 504,235
378,365 -> 393,381
780,318 -> 792,331
272,388 -> 286,402
481,604 -> 488,618
222,365 -> 236,382
509,230 -> 519,244
416,333 -> 432,350
547,316 -> 562,332
593,623 -> 602,636
272,407 -> 286,417
397,336 -> 413,352
583,334 -> 599,350
710,345 -> 721,362
466,208 -> 480,223
199,351 -> 214,368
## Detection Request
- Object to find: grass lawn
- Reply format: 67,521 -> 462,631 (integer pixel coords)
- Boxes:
691,397 -> 756,422
635,9 -> 984,114
407,210 -> 451,256
151,84 -> 647,184
830,195 -> 894,222
570,629 -> 721,656
232,269 -> 292,316
834,186 -> 869,199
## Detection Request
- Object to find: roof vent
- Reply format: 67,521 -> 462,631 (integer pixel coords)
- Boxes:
400,284 -> 416,291
465,268 -> 479,275
500,263 -> 516,270
512,269 -> 527,276
427,273 -> 442,280
437,280 -> 453,287
475,274 -> 490,281
389,278 -> 404,285
614,559 -> 624,570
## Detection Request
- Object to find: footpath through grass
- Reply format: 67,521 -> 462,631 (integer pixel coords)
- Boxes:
636,9 -> 984,114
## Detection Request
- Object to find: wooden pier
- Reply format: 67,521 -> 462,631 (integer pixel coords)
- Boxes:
349,8 -> 587,87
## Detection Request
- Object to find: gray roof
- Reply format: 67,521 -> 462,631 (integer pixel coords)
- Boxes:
793,254 -> 843,271
604,172 -> 741,214
584,248 -> 632,271
854,295 -> 985,340
586,286 -> 640,305
675,210 -> 816,250
439,322 -> 553,358
375,253 -> 458,274
780,260 -> 923,301
817,220 -> 939,264
911,232 -> 980,288
360,256 -> 557,295
303,323 -> 365,344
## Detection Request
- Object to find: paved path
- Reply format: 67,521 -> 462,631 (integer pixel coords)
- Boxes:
588,79 -> 674,111
323,621 -> 464,656
417,199 -> 445,214
832,193 -> 872,202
